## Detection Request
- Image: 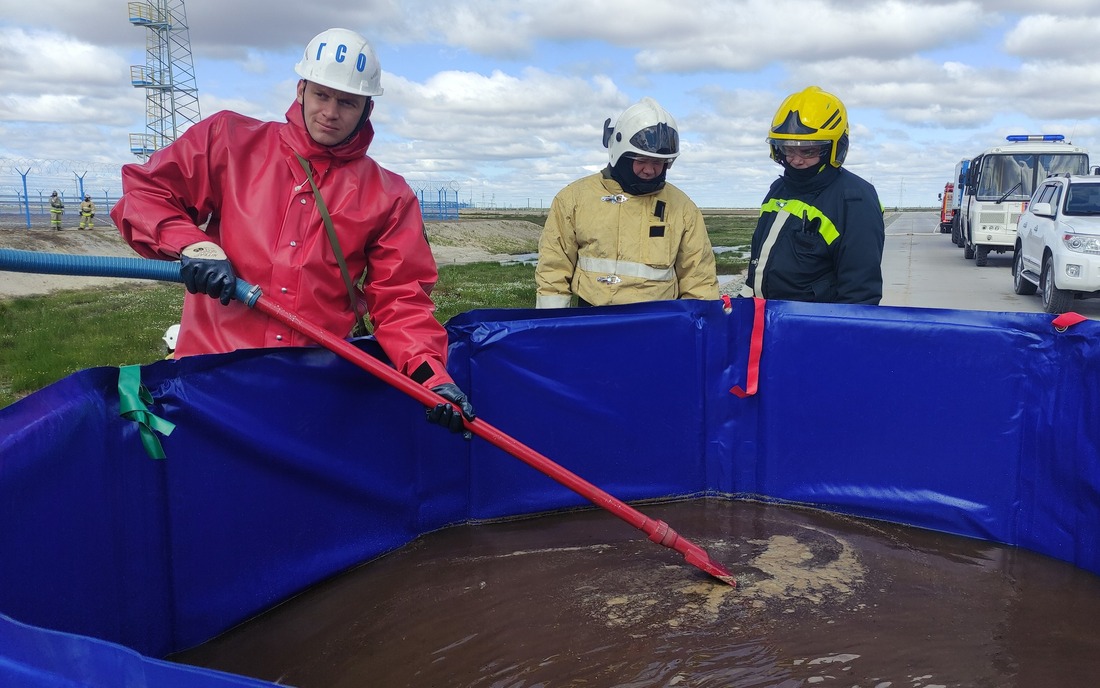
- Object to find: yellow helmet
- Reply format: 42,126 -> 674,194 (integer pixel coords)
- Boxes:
766,86 -> 849,168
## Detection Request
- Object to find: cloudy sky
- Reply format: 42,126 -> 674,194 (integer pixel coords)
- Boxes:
2,0 -> 1099,209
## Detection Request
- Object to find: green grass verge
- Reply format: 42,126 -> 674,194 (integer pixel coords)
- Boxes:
0,264 -> 536,409
703,212 -> 756,248
0,214 -> 754,409
434,263 -> 537,321
0,284 -> 185,408
705,213 -> 754,276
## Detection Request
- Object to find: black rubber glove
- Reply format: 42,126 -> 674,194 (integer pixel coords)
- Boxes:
180,252 -> 237,306
427,383 -> 476,438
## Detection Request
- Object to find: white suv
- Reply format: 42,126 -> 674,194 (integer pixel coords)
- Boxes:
1013,174 -> 1100,313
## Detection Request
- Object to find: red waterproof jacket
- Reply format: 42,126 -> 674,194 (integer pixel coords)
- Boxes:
111,102 -> 453,388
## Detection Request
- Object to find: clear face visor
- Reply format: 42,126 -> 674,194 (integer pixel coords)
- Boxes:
630,123 -> 679,157
769,138 -> 830,160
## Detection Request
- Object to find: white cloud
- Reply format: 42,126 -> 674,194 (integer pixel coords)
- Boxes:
1003,15 -> 1100,61
633,0 -> 996,72
0,27 -> 130,94
3,1 -> 1100,209
372,69 -> 630,188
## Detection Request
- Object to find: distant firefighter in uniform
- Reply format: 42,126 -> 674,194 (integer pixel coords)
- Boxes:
79,195 -> 96,229
48,191 -> 64,230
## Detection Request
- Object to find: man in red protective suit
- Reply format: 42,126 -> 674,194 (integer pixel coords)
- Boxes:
110,28 -> 474,434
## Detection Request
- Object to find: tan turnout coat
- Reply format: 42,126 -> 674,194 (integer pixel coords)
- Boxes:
535,170 -> 718,308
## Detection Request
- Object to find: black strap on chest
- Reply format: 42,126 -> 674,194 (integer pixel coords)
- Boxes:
295,153 -> 371,336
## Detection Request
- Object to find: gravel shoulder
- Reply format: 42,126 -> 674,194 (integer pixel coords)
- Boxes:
0,217 -> 744,298
0,225 -> 148,298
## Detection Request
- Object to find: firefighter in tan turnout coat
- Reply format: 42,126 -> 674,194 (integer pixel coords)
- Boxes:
535,97 -> 718,308
79,195 -> 96,229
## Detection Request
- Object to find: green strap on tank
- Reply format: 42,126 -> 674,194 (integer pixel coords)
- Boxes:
118,365 -> 175,460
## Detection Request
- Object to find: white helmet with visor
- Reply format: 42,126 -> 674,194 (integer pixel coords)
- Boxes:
603,97 -> 680,167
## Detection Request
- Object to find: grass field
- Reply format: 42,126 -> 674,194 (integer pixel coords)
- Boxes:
0,213 -> 755,409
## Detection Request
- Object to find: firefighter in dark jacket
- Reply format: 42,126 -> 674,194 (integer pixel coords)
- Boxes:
742,86 -> 884,305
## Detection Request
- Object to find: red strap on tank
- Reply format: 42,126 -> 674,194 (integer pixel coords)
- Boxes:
730,297 -> 765,398
1052,312 -> 1087,331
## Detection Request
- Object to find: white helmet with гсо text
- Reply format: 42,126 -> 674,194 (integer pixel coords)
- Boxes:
294,28 -> 383,97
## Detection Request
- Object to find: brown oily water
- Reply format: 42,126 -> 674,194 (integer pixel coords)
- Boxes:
171,499 -> 1100,687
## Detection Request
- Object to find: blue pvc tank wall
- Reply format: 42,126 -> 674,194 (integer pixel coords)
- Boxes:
0,299 -> 1097,686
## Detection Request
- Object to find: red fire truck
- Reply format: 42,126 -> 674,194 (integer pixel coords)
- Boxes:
938,181 -> 955,233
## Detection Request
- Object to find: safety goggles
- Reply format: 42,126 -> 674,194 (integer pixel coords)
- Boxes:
629,123 -> 679,156
778,143 -> 827,159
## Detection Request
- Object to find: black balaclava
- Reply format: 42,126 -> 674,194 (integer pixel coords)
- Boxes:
782,159 -> 824,182
780,142 -> 834,184
609,156 -> 668,196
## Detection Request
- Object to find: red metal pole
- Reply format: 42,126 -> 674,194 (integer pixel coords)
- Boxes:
252,296 -> 736,587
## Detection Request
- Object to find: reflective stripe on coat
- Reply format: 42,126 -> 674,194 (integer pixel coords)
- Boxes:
746,166 -> 884,305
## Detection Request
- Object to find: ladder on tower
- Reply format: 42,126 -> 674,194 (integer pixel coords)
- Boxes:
125,1 -> 200,160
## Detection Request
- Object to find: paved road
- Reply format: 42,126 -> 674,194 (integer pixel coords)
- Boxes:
880,211 -> 1100,319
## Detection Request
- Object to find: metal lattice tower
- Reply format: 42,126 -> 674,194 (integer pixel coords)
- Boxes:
126,1 -> 201,160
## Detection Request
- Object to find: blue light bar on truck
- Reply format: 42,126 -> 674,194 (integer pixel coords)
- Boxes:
1006,134 -> 1065,142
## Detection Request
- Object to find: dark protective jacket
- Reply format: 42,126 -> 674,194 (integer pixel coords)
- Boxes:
111,101 -> 454,388
745,165 -> 884,305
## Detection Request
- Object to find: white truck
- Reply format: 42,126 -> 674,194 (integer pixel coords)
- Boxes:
957,135 -> 1089,266
1013,173 -> 1100,313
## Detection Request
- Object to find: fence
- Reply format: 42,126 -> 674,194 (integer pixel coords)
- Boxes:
0,158 -> 123,229
0,192 -> 121,229
412,181 -> 461,220
0,162 -> 494,228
